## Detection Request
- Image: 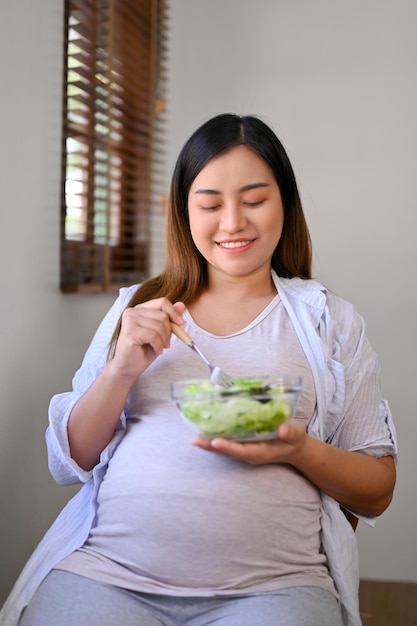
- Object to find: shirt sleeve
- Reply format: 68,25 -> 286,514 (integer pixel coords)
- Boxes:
323,294 -> 397,459
46,286 -> 138,485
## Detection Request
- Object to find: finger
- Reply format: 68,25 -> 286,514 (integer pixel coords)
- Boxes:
173,301 -> 186,318
204,438 -> 271,463
277,420 -> 303,443
276,422 -> 291,441
121,308 -> 169,354
191,436 -> 246,455
140,298 -> 184,324
192,436 -> 224,454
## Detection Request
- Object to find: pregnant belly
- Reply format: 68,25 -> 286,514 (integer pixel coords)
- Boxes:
83,428 -> 324,588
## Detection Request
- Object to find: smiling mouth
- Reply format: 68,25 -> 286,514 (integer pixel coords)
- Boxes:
218,240 -> 253,249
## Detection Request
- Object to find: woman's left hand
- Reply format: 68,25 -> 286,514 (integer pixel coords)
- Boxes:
192,420 -> 307,465
193,418 -> 396,518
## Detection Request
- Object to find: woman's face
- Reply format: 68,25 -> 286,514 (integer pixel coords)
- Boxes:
187,145 -> 284,281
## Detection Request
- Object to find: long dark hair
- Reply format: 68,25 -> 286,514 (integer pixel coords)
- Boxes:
109,114 -> 312,353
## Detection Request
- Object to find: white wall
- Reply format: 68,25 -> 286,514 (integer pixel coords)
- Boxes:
168,0 -> 417,582
0,0 -> 415,607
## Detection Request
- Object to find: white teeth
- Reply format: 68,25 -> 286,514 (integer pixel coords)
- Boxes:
220,240 -> 251,249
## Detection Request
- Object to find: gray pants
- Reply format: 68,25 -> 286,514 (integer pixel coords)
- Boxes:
19,570 -> 344,626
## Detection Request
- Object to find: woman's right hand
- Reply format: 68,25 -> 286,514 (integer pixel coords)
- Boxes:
67,298 -> 185,470
109,298 -> 186,381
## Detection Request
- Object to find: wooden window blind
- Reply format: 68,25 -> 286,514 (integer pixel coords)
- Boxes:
61,0 -> 169,292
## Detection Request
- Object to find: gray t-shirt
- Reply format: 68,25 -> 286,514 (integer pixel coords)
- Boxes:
56,295 -> 336,597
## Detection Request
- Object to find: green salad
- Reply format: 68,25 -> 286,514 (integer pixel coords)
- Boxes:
178,378 -> 294,440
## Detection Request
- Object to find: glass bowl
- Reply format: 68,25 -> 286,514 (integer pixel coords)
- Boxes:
171,375 -> 303,442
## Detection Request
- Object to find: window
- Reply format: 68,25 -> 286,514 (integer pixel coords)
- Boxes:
61,0 -> 169,292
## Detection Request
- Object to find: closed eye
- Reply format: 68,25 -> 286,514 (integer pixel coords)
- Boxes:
200,204 -> 221,211
244,200 -> 264,207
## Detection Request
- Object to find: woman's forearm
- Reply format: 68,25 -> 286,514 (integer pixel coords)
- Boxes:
67,362 -> 137,471
292,435 -> 396,517
194,422 -> 396,518
66,299 -> 186,471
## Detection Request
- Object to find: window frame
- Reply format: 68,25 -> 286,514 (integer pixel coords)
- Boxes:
60,0 -> 169,293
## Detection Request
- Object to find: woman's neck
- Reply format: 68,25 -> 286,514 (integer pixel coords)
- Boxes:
188,270 -> 277,336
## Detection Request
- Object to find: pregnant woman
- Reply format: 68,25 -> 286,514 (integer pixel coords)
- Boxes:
1,114 -> 396,626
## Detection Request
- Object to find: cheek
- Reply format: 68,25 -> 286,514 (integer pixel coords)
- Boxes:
264,209 -> 284,239
187,210 -> 199,240
188,210 -> 207,251
188,207 -> 215,239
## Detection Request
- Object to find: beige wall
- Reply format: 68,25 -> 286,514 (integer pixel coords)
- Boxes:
0,1 -> 116,604
0,0 -> 416,607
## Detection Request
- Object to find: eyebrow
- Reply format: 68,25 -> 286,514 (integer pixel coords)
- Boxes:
193,182 -> 271,195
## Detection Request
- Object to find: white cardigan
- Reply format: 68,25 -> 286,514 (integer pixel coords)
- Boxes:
0,273 -> 397,626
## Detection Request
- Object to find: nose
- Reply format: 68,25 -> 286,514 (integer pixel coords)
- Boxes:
219,203 -> 247,233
